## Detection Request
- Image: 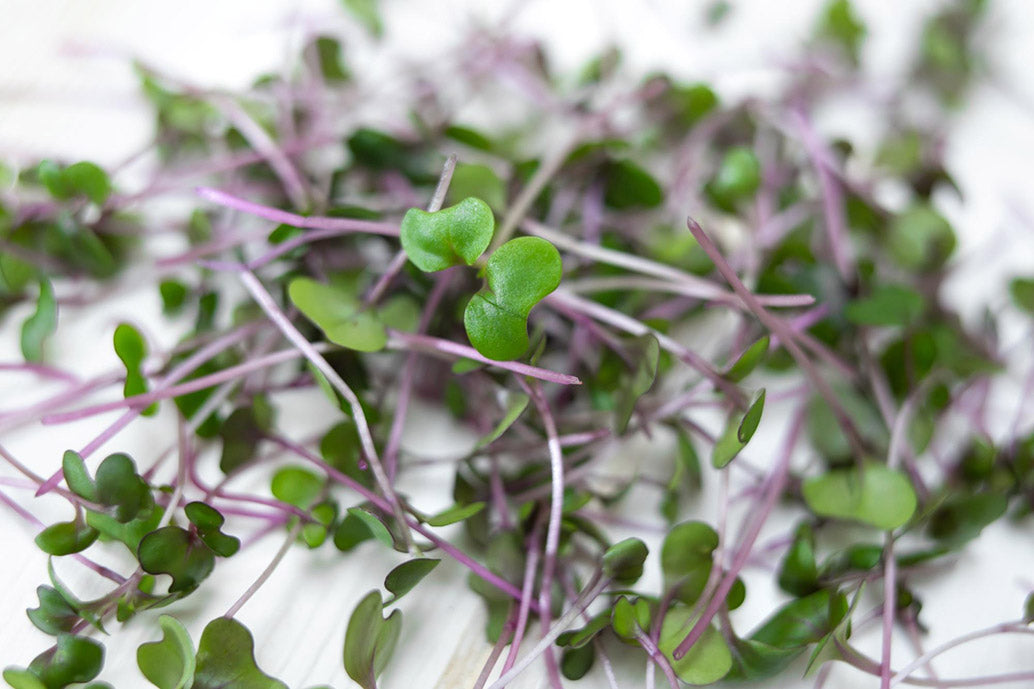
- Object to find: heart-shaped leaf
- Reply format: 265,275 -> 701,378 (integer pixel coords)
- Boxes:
35,521 -> 99,556
184,502 -> 240,557
344,591 -> 403,689
19,634 -> 104,689
658,606 -> 732,685
602,537 -> 648,585
803,463 -> 917,530
27,586 -> 79,636
288,277 -> 386,352
194,617 -> 287,689
137,526 -> 215,593
114,323 -> 157,416
21,279 -> 57,363
137,615 -> 195,689
400,197 -> 494,272
94,453 -> 154,523
463,236 -> 562,360
384,558 -> 440,603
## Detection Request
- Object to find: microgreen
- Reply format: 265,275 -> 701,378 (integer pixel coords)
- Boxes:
1,1 -> 1025,688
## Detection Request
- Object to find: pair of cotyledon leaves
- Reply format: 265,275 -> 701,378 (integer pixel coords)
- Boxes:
291,197 -> 560,361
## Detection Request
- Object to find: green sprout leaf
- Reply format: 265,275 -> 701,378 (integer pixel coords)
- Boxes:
845,284 -> 926,327
817,0 -> 867,63
560,644 -> 595,680
345,507 -> 393,548
384,558 -> 440,603
602,537 -> 648,585
447,164 -> 506,213
114,323 -> 157,416
1009,277 -> 1034,315
888,203 -> 956,271
803,463 -> 917,529
603,159 -> 663,210
137,615 -> 195,689
219,401 -> 274,474
425,501 -> 486,527
62,451 -> 96,502
463,236 -> 562,360
477,393 -> 529,448
658,606 -> 732,685
713,389 -> 765,468
137,526 -> 215,593
89,452 -> 154,523
6,634 -> 104,689
27,586 -> 79,636
705,147 -> 761,212
61,162 -> 112,205
184,502 -> 240,557
614,335 -> 660,434
400,197 -> 494,272
343,591 -> 402,689
270,466 -> 324,509
35,521 -> 99,557
21,279 -> 57,362
194,617 -> 287,689
725,336 -> 769,382
288,277 -> 387,352
777,523 -> 820,596
340,0 -> 383,38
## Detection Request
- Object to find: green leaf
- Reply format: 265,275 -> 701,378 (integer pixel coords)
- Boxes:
752,589 -> 848,649
926,491 -> 1008,546
602,537 -> 648,585
333,511 -> 375,552
114,323 -> 156,416
184,502 -> 240,557
94,453 -> 153,523
194,617 -> 287,689
560,644 -> 595,680
425,501 -> 486,527
1009,277 -> 1034,315
603,159 -> 663,210
159,280 -> 189,315
320,420 -> 371,487
271,467 -> 324,509
610,596 -> 640,639
137,526 -> 215,593
658,606 -> 732,685
447,164 -> 506,213
62,451 -> 96,502
288,277 -> 386,352
705,147 -> 761,212
888,203 -> 956,271
725,636 -> 803,681
21,279 -> 57,362
1,669 -> 45,689
737,389 -> 766,443
477,393 -> 529,448
845,285 -> 925,327
777,523 -> 819,596
340,0 -> 383,37
311,36 -> 350,82
725,336 -> 769,382
137,615 -> 195,689
62,162 -> 112,205
384,558 -> 440,602
713,389 -> 765,468
557,613 -> 610,649
816,0 -> 866,63
343,591 -> 402,689
400,197 -> 494,273
86,504 -> 163,552
346,507 -> 393,548
661,521 -> 717,604
27,586 -> 79,636
35,521 -> 99,556
803,463 -> 917,530
463,236 -> 562,360
21,633 -> 104,689
219,402 -> 273,474
614,335 -> 660,433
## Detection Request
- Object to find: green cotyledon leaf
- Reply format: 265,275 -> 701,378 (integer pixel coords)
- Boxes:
463,236 -> 562,360
400,197 -> 494,272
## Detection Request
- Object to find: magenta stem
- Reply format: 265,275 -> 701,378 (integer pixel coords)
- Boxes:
197,187 -> 399,235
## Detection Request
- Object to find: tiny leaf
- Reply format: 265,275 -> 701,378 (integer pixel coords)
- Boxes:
137,615 -> 196,689
400,197 -> 494,272
384,558 -> 440,602
289,277 -> 386,352
803,463 -> 917,530
21,279 -> 57,362
343,591 -> 402,689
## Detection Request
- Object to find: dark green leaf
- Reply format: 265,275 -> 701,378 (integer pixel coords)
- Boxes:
345,507 -> 393,548
20,633 -> 104,689
94,453 -> 153,523
343,591 -> 402,689
752,589 -> 848,649
219,404 -> 270,474
333,511 -> 375,552
927,492 -> 1008,546
816,0 -> 867,63
705,147 -> 761,212
320,420 -> 369,486
737,388 -> 766,443
114,323 -> 156,416
384,558 -> 440,602
602,537 -> 648,585
27,586 -> 79,636
194,617 -> 287,689
35,521 -> 99,556
778,523 -> 819,596
184,502 -> 240,557
312,36 -> 349,82
560,644 -> 595,680
1009,277 -> 1034,315
21,279 -> 57,362
614,335 -> 660,433
713,390 -> 765,468
477,393 -> 529,448
159,281 -> 189,315
137,615 -> 195,689
603,159 -> 663,210
137,526 -> 215,593
888,203 -> 956,271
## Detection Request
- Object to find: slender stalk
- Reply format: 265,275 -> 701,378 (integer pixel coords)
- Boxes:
224,520 -> 303,618
197,187 -> 399,235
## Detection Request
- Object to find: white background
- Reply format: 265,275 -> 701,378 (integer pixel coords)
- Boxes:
2,1 -> 1034,688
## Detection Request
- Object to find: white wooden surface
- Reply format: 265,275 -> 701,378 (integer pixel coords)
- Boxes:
2,1 -> 1034,687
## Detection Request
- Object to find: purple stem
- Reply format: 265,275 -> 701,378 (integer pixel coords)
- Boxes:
197,187 -> 399,235
385,330 -> 581,386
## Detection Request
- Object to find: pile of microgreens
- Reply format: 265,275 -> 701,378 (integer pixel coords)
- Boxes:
1,0 -> 1032,687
